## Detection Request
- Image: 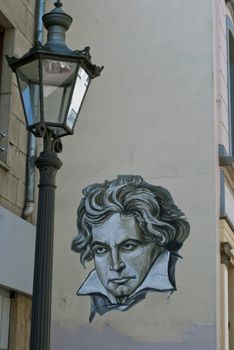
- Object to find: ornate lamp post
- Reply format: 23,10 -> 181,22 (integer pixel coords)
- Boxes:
7,1 -> 103,349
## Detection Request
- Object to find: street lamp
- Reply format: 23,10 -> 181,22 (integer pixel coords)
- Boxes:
7,1 -> 103,350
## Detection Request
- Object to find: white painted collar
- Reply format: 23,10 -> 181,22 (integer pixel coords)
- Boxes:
77,251 -> 174,304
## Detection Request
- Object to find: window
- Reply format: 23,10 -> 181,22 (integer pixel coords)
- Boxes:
0,288 -> 10,350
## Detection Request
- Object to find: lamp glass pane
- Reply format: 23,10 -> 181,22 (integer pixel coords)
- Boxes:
16,60 -> 41,126
42,60 -> 77,126
66,67 -> 90,130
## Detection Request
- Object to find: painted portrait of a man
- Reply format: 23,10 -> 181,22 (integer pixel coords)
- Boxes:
71,175 -> 190,322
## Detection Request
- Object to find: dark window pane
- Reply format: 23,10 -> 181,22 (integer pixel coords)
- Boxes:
16,60 -> 41,126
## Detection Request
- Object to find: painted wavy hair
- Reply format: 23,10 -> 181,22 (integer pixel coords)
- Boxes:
71,175 -> 190,267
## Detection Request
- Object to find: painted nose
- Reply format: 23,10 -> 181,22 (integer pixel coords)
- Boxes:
110,249 -> 125,271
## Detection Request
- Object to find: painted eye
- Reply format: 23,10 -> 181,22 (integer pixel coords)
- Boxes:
94,246 -> 108,255
122,242 -> 137,251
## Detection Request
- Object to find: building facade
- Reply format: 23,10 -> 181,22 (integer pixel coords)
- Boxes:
216,1 -> 234,349
0,0 -> 36,349
50,0 -> 234,349
1,0 -> 234,349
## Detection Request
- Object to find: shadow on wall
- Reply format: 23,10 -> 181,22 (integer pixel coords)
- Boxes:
51,322 -> 216,350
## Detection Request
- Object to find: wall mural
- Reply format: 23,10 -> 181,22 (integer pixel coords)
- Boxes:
71,175 -> 190,322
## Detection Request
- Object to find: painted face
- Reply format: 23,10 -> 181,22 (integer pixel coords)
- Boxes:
91,213 -> 163,299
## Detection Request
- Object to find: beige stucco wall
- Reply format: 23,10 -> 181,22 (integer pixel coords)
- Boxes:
51,0 -> 218,349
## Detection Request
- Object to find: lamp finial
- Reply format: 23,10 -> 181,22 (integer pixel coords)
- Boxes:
54,0 -> 63,8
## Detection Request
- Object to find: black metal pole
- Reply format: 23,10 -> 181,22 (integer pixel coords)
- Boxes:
30,131 -> 62,350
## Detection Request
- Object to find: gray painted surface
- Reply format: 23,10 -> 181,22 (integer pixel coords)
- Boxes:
51,0 -> 218,347
0,206 -> 35,294
51,322 -> 216,350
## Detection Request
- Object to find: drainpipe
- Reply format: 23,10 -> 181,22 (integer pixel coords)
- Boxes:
23,0 -> 45,219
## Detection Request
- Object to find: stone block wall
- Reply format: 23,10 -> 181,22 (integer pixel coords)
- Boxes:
0,0 -> 36,218
0,1 -> 37,349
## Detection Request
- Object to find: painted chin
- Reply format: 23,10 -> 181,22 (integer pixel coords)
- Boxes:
109,285 -> 133,297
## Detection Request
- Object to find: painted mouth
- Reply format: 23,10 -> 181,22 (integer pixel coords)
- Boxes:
109,276 -> 136,284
